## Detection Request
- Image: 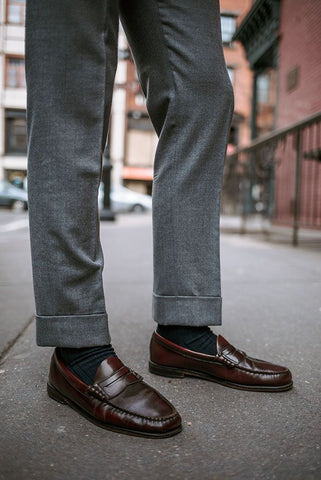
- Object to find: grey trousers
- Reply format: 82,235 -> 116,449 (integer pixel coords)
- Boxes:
25,0 -> 234,347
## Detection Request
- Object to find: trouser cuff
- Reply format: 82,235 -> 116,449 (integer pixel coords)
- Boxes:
152,293 -> 222,326
36,312 -> 110,347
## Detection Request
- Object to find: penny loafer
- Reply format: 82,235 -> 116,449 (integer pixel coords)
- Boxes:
149,332 -> 293,392
47,350 -> 182,438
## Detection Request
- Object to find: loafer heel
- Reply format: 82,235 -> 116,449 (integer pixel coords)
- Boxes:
149,361 -> 185,378
47,382 -> 68,404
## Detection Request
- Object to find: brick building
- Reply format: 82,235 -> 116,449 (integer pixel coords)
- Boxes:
0,0 -> 26,184
234,0 -> 321,228
235,0 -> 321,134
278,0 -> 321,127
277,0 -> 321,227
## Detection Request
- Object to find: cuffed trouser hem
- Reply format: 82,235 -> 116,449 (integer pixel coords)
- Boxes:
36,313 -> 110,347
152,293 -> 222,326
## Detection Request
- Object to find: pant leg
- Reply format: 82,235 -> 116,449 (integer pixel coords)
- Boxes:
25,0 -> 119,347
120,0 -> 234,326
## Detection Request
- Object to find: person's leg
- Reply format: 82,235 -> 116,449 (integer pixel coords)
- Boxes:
25,0 -> 182,436
26,0 -> 118,349
120,0 -> 233,351
120,0 -> 292,391
26,0 -> 120,385
120,0 -> 233,327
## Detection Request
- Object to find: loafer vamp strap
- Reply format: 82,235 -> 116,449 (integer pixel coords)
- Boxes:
90,367 -> 143,401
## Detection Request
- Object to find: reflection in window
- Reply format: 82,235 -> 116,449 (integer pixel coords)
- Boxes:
6,57 -> 26,88
7,0 -> 25,25
221,16 -> 236,45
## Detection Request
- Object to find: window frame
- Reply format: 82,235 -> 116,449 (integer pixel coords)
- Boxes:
6,0 -> 26,26
5,109 -> 27,156
220,14 -> 237,47
5,55 -> 26,88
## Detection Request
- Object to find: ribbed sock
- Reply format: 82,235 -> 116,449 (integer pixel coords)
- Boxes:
156,325 -> 218,356
57,345 -> 116,385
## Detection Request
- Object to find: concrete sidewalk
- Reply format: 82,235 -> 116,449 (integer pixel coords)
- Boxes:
1,212 -> 320,480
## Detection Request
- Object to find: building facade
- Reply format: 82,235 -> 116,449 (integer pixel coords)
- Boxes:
233,0 -> 321,229
276,0 -> 321,227
0,0 -> 26,184
234,0 -> 321,133
277,0 -> 321,128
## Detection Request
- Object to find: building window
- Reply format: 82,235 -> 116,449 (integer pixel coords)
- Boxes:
227,67 -> 234,85
7,0 -> 25,25
255,68 -> 277,137
221,15 -> 236,45
5,110 -> 27,155
257,73 -> 271,103
6,57 -> 26,88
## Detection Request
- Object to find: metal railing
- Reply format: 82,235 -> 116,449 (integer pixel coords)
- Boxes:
222,111 -> 321,245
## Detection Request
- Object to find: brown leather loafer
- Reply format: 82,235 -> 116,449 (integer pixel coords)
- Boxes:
47,350 -> 182,438
149,332 -> 293,392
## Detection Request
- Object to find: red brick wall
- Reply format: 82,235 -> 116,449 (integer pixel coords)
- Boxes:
277,0 -> 321,128
274,0 -> 321,228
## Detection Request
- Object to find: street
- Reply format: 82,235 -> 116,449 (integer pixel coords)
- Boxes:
0,210 -> 320,480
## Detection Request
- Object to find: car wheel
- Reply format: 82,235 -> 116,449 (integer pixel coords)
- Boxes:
11,200 -> 25,212
131,204 -> 144,213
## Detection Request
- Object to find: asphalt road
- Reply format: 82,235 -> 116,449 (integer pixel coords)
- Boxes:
0,210 -> 320,480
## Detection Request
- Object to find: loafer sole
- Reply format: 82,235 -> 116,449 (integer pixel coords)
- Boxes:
149,361 -> 293,392
47,382 -> 182,438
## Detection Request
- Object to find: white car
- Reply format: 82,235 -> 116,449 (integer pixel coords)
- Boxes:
99,184 -> 152,213
0,180 -> 28,211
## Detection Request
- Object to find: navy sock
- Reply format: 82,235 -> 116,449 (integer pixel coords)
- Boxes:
57,345 -> 116,385
156,325 -> 218,356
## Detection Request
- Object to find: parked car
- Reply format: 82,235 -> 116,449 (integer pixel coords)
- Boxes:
0,180 -> 28,211
99,184 -> 152,213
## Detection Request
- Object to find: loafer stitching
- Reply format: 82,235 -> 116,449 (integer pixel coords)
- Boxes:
85,384 -> 179,422
85,388 -> 180,422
